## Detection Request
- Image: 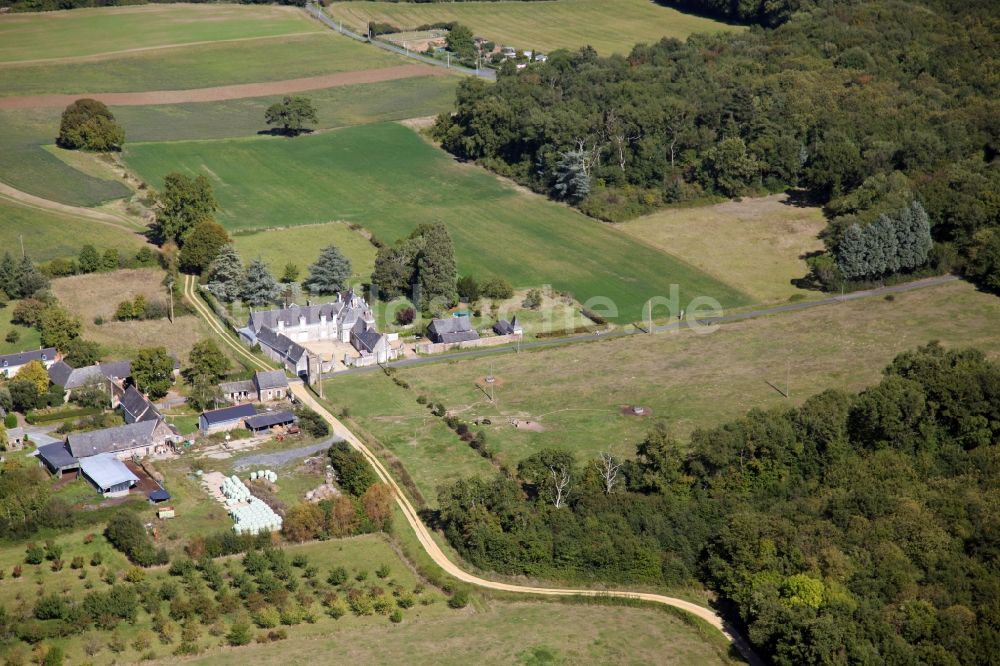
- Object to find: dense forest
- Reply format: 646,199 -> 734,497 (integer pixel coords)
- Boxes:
432,0 -> 1000,292
437,343 -> 1000,664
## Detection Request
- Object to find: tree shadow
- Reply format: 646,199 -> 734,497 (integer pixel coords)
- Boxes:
781,188 -> 824,208
255,128 -> 315,138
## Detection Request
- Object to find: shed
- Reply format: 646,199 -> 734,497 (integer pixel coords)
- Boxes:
427,316 -> 480,344
200,403 -> 256,435
148,489 -> 171,503
244,410 -> 296,433
37,442 -> 79,476
80,454 -> 139,498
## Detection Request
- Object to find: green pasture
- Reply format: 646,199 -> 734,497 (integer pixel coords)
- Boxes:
331,280 -> 1000,499
0,299 -> 42,355
0,4 -> 318,63
233,222 -> 378,284
113,76 -> 458,142
125,123 -> 747,321
0,197 -> 144,263
0,32 -> 401,96
0,109 -> 130,207
326,0 -> 742,56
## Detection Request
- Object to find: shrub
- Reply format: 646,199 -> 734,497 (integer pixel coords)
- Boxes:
480,277 -> 514,300
372,593 -> 393,615
328,441 -> 377,495
253,607 -> 280,629
448,588 -> 470,609
291,554 -> 309,568
12,565 -> 22,578
522,289 -> 543,310
25,544 -> 44,565
105,512 -> 169,567
5,329 -> 19,344
295,407 -> 329,438
390,609 -> 403,623
375,564 -> 391,579
227,618 -> 254,646
395,307 -> 416,326
327,566 -> 348,586
347,590 -> 374,616
43,542 -> 62,561
90,552 -> 102,567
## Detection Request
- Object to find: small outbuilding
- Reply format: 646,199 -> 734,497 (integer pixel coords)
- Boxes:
80,454 -> 139,498
427,316 -> 480,344
244,410 -> 296,433
199,403 -> 256,435
37,442 -> 80,477
492,316 -> 523,337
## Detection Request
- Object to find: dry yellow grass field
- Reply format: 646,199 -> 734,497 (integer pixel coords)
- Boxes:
620,194 -> 826,304
51,268 -> 210,358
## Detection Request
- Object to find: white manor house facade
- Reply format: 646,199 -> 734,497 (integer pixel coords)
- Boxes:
239,291 -> 399,376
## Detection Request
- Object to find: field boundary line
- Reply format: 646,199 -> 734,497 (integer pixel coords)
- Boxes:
0,31 -> 326,67
0,181 -> 144,234
0,64 -> 444,109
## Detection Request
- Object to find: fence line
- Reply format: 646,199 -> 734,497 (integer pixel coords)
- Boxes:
304,3 -> 496,81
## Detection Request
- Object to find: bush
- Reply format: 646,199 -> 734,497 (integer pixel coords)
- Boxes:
105,511 -> 169,567
327,566 -> 348,586
390,609 -> 403,623
328,441 -> 377,496
90,552 -> 102,567
522,289 -> 543,310
25,544 -> 44,565
395,307 -> 416,326
295,407 -> 329,438
253,607 -> 280,629
5,329 -> 19,344
448,588 -> 470,609
375,564 -> 391,579
226,618 -> 253,646
480,277 -> 514,300
3,413 -> 16,428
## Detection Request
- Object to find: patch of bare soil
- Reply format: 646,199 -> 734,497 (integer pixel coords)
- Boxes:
509,418 -> 545,432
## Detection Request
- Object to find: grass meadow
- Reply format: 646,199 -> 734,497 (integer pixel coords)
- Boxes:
50,269 -> 211,359
0,300 -> 42,355
0,32 -> 402,97
326,0 -> 742,56
621,194 -> 827,304
0,4 -> 318,63
232,223 -> 378,285
326,280 -> 1000,503
125,123 -> 748,322
0,197 -> 144,262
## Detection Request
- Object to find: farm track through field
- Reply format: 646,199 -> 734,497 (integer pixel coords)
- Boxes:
0,64 -> 445,109
183,277 -> 756,662
0,181 -> 143,233
0,31 -> 325,67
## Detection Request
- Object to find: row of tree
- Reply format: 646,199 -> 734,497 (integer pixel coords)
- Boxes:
370,223 -> 458,310
436,343 -> 1000,664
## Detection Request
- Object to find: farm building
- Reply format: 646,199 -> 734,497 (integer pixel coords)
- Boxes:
36,441 -> 80,477
250,327 -> 309,377
493,316 -> 523,336
244,410 -> 295,434
79,454 -> 139,498
427,316 -> 480,344
66,419 -> 178,460
200,403 -> 256,435
119,385 -> 162,423
350,319 -> 398,364
0,347 -> 59,379
220,369 -> 290,404
243,291 -> 373,345
48,358 -> 130,402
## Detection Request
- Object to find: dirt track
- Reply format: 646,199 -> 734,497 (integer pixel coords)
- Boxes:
0,64 -> 445,109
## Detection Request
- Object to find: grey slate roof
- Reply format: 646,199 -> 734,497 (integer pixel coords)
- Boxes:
67,420 -> 162,458
49,359 -> 131,389
1,347 -> 57,370
254,370 -> 289,391
245,410 -> 295,430
352,319 -> 383,353
220,379 -> 255,395
120,385 -> 162,423
80,454 -> 138,490
37,442 -> 78,470
493,320 -> 514,335
428,316 -> 479,344
249,302 -> 345,334
255,327 -> 307,363
201,403 -> 256,427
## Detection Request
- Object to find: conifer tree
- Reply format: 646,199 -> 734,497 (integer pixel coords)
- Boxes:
302,245 -> 352,295
240,258 -> 280,307
205,244 -> 243,302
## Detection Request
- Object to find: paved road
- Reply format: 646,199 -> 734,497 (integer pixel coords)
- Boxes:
304,3 -> 495,81
332,274 -> 961,377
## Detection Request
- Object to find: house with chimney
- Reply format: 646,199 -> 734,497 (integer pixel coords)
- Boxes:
1,347 -> 59,379
220,370 -> 290,404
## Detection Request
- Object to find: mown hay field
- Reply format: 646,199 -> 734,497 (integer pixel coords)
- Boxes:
0,4 -> 318,63
124,123 -> 748,322
326,0 -> 742,56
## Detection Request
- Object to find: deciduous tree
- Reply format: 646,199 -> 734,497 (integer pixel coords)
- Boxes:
179,220 -> 230,274
264,96 -> 318,136
153,173 -> 217,246
57,99 -> 124,152
131,347 -> 174,400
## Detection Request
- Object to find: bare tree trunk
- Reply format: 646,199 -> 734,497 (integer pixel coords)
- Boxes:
549,465 -> 571,508
598,452 -> 622,494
